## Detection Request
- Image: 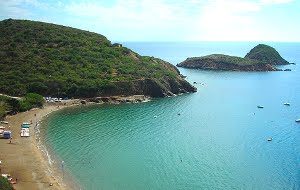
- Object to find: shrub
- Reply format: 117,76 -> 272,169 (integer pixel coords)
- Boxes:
0,176 -> 13,190
20,93 -> 44,111
0,102 -> 7,119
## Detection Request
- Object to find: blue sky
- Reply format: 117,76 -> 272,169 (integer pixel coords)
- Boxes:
0,0 -> 299,42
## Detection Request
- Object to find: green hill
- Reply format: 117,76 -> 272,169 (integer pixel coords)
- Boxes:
177,54 -> 278,71
177,44 -> 290,71
185,54 -> 260,66
0,19 -> 196,98
245,44 -> 289,65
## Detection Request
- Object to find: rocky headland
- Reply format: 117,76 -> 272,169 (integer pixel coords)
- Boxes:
177,44 -> 290,71
0,19 -> 196,99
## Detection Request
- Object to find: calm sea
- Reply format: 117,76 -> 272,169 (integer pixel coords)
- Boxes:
43,42 -> 300,190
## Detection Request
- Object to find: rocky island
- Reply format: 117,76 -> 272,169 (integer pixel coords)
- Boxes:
0,19 -> 196,98
177,44 -> 290,71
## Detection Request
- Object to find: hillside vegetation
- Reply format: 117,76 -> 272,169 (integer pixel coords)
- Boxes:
177,44 -> 290,71
0,177 -> 13,190
0,19 -> 195,98
185,54 -> 261,66
245,44 -> 289,65
0,93 -> 44,119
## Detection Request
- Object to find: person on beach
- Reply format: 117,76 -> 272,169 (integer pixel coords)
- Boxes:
9,137 -> 12,144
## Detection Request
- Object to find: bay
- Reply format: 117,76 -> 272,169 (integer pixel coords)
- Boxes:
43,42 -> 300,190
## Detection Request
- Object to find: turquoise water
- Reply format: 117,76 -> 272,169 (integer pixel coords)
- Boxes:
44,42 -> 300,190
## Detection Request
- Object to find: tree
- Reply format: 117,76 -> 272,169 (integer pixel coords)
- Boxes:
27,82 -> 48,95
20,93 -> 44,112
0,102 -> 7,119
0,176 -> 13,190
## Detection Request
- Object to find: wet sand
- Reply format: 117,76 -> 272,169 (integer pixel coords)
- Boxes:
0,95 -> 149,190
0,101 -> 80,190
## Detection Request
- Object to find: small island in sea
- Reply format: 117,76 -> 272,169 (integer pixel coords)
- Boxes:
0,19 -> 196,99
177,44 -> 291,71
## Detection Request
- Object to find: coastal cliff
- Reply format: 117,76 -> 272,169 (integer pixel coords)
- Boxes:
177,44 -> 290,71
0,19 -> 196,98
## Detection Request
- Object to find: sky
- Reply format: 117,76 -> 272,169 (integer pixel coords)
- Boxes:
0,0 -> 299,42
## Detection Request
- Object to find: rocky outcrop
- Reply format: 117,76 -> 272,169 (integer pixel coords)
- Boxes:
98,78 -> 197,98
177,44 -> 290,71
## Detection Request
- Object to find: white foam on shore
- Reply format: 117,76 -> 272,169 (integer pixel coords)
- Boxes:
33,108 -> 82,190
35,121 -> 55,165
33,116 -> 68,188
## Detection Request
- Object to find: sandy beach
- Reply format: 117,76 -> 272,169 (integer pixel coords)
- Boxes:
0,101 -> 80,190
0,95 -> 149,190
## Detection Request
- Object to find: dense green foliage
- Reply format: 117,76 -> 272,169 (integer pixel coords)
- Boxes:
0,95 -> 11,119
178,44 -> 290,71
245,44 -> 289,65
0,93 -> 44,119
0,19 -> 179,97
188,54 -> 262,66
19,93 -> 44,112
0,177 -> 13,190
0,102 -> 8,119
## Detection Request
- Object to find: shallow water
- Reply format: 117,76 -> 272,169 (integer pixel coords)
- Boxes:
44,42 -> 300,190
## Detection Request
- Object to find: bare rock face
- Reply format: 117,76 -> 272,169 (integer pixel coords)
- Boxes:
99,78 -> 197,98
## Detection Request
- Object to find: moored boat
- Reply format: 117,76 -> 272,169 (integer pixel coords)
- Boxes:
267,137 -> 272,141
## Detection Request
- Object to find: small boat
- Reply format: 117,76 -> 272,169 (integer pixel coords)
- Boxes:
193,82 -> 197,84
295,119 -> 300,123
154,115 -> 157,118
283,103 -> 290,106
267,137 -> 272,141
257,106 -> 264,109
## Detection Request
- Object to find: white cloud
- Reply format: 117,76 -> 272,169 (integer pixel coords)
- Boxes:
0,0 -> 54,19
64,0 -> 268,41
0,0 -> 32,18
260,0 -> 294,5
185,0 -> 262,41
64,0 -> 190,40
0,0 -> 298,41
65,0 -> 184,28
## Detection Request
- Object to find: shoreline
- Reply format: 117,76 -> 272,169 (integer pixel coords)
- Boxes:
0,103 -> 75,190
0,95 -> 150,190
